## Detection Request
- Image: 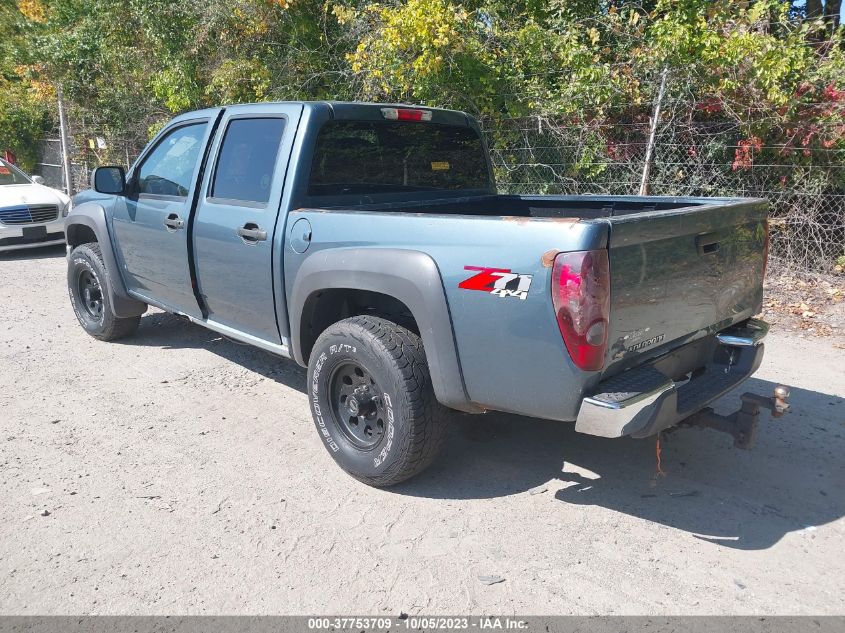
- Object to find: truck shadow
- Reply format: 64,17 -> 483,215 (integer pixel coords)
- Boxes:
128,313 -> 844,551
402,378 -> 844,551
0,244 -> 66,261
127,311 -> 308,392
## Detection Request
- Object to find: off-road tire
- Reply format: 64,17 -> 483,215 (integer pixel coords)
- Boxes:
307,315 -> 448,487
68,242 -> 141,341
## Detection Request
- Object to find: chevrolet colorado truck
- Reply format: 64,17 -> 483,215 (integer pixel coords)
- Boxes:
64,102 -> 788,486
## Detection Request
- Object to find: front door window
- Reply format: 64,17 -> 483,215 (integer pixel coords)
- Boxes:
137,123 -> 207,197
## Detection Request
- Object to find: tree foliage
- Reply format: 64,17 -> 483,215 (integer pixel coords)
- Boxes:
0,0 -> 843,164
0,0 -> 51,170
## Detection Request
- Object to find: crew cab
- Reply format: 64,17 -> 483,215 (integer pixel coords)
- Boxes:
64,102 -> 786,486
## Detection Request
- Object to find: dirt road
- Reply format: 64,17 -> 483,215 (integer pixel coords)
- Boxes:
1,245 -> 843,615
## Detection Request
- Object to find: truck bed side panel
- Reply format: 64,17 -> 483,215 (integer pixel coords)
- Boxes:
284,210 -> 609,420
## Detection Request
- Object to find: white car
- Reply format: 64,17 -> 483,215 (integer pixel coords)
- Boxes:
0,157 -> 70,252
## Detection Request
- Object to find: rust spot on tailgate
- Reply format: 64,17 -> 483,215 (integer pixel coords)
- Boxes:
501,215 -> 533,225
541,249 -> 560,268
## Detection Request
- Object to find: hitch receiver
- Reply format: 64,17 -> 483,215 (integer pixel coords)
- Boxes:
682,385 -> 791,450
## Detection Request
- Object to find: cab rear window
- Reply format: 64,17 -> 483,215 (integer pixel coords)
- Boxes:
308,121 -> 490,197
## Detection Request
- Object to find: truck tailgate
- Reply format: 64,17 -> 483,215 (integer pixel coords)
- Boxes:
597,198 -> 768,375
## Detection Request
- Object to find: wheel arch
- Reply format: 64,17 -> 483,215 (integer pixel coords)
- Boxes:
65,203 -> 147,318
289,248 -> 481,413
65,222 -> 97,249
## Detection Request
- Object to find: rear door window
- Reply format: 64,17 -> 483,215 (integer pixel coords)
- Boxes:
210,118 -> 286,205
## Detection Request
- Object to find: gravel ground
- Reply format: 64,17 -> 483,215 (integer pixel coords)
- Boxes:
1,245 -> 843,615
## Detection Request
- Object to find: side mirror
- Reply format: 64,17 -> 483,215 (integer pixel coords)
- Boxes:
31,175 -> 46,185
92,166 -> 126,194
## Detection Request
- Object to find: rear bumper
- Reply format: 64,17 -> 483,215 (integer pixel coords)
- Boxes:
575,319 -> 767,438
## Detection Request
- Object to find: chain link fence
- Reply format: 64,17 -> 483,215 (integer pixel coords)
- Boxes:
33,137 -> 68,192
33,130 -> 142,195
36,105 -> 844,276
484,114 -> 844,276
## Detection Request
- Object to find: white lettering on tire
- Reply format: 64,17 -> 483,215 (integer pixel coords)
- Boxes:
373,392 -> 394,467
311,352 -> 339,452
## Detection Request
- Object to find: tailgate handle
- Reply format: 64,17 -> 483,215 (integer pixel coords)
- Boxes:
696,234 -> 721,255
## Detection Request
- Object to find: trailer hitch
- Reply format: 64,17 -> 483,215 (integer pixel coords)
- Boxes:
680,385 -> 791,450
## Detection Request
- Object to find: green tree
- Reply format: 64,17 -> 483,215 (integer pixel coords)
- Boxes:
0,1 -> 51,170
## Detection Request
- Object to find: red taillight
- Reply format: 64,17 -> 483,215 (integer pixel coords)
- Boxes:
380,107 -> 432,122
551,249 -> 610,372
762,218 -> 770,279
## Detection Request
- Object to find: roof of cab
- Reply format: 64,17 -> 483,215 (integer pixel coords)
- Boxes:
168,101 -> 473,127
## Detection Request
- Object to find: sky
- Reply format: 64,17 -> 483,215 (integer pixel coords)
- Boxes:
792,0 -> 845,21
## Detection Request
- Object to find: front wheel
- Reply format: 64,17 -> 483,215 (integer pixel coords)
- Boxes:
67,242 -> 140,341
307,316 -> 448,487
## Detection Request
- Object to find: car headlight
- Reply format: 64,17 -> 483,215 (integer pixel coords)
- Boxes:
61,200 -> 72,217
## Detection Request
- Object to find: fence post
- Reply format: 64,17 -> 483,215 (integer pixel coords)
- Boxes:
639,67 -> 668,196
57,86 -> 74,196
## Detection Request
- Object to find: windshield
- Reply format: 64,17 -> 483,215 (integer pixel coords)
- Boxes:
0,158 -> 32,185
308,121 -> 490,197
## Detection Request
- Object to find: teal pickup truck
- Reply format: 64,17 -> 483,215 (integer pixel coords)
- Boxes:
64,102 -> 788,486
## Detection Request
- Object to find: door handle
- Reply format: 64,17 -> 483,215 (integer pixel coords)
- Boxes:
238,223 -> 267,243
163,213 -> 184,231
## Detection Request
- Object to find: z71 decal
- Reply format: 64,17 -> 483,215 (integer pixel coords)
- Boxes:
459,266 -> 533,300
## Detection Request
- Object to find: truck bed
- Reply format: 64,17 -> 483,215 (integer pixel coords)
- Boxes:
292,193 -> 767,420
311,193 -> 722,220
308,193 -> 767,373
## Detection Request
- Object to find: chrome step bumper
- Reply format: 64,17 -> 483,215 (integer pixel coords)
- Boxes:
715,318 -> 769,347
575,320 -> 768,438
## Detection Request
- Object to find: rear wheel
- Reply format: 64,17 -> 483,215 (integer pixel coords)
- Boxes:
68,242 -> 140,341
307,315 -> 448,487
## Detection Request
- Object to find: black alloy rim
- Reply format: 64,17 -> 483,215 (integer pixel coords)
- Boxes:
328,361 -> 387,450
77,269 -> 104,321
